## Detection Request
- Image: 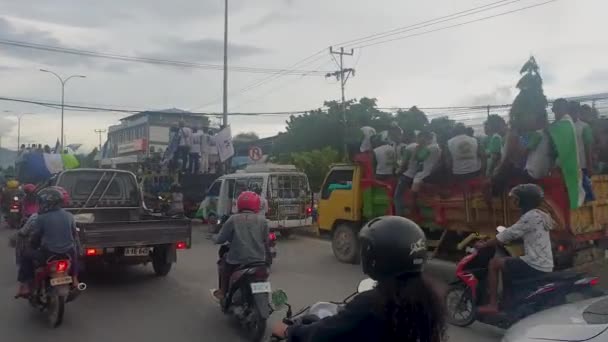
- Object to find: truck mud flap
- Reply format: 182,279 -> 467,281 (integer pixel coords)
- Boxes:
253,293 -> 270,319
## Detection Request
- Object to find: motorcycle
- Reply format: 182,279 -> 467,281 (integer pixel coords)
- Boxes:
217,245 -> 272,342
6,195 -> 22,229
269,278 -> 377,341
445,227 -> 601,329
24,254 -> 87,328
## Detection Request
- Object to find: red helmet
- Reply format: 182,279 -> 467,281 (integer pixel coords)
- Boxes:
50,186 -> 70,207
23,184 -> 36,194
236,191 -> 260,213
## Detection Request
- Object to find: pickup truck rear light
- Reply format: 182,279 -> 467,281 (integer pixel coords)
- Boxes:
176,241 -> 187,250
85,248 -> 102,256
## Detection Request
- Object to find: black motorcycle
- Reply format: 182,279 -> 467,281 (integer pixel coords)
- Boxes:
445,230 -> 602,329
269,278 -> 376,341
217,245 -> 272,342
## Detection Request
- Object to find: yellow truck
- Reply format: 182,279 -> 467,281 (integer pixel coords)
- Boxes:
317,154 -> 608,269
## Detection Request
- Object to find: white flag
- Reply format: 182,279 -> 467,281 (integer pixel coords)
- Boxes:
214,126 -> 235,162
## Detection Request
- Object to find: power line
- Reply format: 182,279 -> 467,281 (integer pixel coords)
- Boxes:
334,0 -> 524,49
353,0 -> 559,49
0,39 -> 329,76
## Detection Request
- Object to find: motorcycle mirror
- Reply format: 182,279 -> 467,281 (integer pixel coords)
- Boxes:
271,289 -> 289,310
357,278 -> 377,293
497,226 -> 506,233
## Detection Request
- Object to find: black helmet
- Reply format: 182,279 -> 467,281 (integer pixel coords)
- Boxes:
359,216 -> 427,280
37,187 -> 64,213
509,183 -> 544,211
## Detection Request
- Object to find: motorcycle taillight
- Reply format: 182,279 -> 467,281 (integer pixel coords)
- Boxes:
253,267 -> 269,280
48,260 -> 70,274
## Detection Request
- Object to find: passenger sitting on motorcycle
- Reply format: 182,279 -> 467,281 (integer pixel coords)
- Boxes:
22,183 -> 39,218
476,183 -> 554,315
16,187 -> 79,298
272,216 -> 446,342
212,191 -> 269,302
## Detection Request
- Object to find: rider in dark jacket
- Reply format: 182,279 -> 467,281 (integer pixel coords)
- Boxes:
271,216 -> 447,342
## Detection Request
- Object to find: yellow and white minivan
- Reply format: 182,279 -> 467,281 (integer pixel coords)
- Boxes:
199,164 -> 313,236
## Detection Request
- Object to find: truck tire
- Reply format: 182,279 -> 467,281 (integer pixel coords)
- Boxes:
332,224 -> 360,264
152,247 -> 173,277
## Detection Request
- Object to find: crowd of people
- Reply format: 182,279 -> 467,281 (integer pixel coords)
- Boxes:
360,99 -> 605,212
166,120 -> 215,175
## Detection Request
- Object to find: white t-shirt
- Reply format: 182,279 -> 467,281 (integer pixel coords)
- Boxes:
190,131 -> 204,155
497,209 -> 554,272
178,127 -> 192,147
373,144 -> 397,176
525,130 -> 553,179
574,120 -> 590,169
447,134 -> 481,175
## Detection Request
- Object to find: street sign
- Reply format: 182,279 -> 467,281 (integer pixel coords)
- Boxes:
249,146 -> 263,161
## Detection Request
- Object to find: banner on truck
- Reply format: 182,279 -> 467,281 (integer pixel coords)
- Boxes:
214,126 -> 235,162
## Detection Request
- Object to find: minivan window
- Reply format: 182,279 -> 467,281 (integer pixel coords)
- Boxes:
269,174 -> 309,199
321,169 -> 354,199
207,181 -> 221,197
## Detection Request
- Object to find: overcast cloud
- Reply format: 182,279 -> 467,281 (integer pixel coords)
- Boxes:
0,0 -> 606,151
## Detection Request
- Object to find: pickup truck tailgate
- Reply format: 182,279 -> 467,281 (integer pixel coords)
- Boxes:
79,219 -> 192,248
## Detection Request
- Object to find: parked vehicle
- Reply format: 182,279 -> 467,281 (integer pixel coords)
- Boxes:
199,164 -> 313,237
23,253 -> 86,328
269,278 -> 376,341
48,169 -> 192,277
502,295 -> 608,342
217,245 -> 272,342
446,229 -> 602,329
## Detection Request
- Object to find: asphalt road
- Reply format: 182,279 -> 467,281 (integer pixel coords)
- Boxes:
0,224 -> 504,342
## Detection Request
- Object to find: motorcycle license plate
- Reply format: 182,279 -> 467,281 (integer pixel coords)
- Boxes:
250,282 -> 271,294
9,209 -> 18,213
50,276 -> 73,286
124,247 -> 151,256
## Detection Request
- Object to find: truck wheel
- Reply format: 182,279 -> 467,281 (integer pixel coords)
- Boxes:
332,224 -> 360,264
152,248 -> 173,277
280,230 -> 292,239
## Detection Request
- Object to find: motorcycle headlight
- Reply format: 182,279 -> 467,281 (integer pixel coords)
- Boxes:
13,196 -> 19,201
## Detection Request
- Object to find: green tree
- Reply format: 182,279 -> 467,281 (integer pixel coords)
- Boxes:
288,147 -> 341,191
510,56 -> 548,130
233,132 -> 260,143
395,106 -> 429,132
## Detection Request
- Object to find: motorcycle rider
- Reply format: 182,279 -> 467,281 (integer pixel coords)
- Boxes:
21,184 -> 39,219
16,187 -> 79,297
476,183 -> 554,314
212,191 -> 269,301
272,216 -> 446,342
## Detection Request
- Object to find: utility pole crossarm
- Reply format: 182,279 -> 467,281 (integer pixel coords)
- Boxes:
327,46 -> 356,158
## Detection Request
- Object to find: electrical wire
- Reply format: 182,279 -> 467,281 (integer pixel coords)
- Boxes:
334,0 -> 525,49
353,0 -> 559,49
0,39 -> 329,76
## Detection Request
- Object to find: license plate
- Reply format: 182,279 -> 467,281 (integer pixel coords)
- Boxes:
9,209 -> 18,213
282,206 -> 299,215
50,276 -> 73,286
124,247 -> 151,256
250,282 -> 271,294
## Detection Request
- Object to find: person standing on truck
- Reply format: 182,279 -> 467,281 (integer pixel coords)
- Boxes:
446,123 -> 482,181
211,191 -> 269,302
177,120 -> 192,173
189,124 -> 204,174
522,115 -> 553,181
476,184 -> 554,315
16,187 -> 79,297
484,115 -> 508,177
570,101 -> 595,202
200,124 -> 211,174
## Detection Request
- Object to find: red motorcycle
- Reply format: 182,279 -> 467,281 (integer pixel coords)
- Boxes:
445,231 -> 601,329
25,254 -> 86,328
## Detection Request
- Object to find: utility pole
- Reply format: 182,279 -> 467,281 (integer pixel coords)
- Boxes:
94,129 -> 107,151
222,0 -> 229,128
326,47 -> 355,157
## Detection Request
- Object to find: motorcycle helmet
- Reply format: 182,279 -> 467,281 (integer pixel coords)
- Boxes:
509,183 -> 544,212
23,183 -> 36,194
37,187 -> 64,213
236,191 -> 261,213
6,179 -> 19,190
50,186 -> 71,207
359,216 -> 427,280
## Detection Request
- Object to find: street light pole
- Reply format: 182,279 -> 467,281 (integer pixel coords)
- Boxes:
222,0 -> 229,128
40,69 -> 86,150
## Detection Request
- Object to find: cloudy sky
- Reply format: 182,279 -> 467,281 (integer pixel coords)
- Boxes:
0,0 -> 605,151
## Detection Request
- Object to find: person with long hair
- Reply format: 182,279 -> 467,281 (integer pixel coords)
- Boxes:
271,216 -> 446,342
